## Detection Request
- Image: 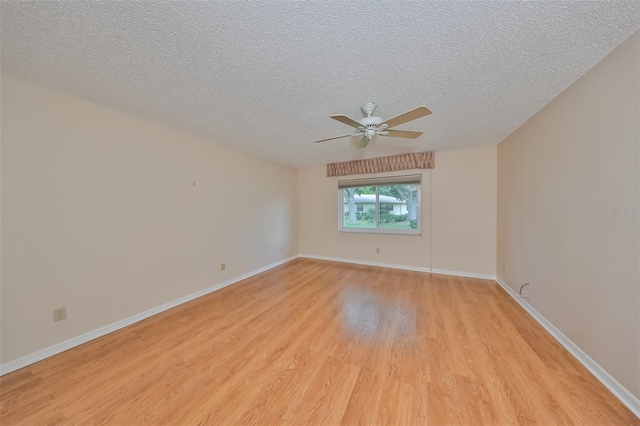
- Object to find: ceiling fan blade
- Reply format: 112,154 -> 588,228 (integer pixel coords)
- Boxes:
382,129 -> 423,139
357,136 -> 369,149
381,106 -> 432,128
330,114 -> 363,129
314,132 -> 363,143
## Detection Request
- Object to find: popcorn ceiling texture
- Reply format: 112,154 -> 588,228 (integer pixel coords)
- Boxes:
1,1 -> 638,167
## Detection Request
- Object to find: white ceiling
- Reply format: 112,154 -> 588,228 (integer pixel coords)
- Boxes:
2,2 -> 639,167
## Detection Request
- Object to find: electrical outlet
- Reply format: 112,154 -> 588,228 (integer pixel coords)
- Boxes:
221,262 -> 226,271
53,307 -> 67,322
376,248 -> 380,254
503,263 -> 509,272
280,246 -> 284,253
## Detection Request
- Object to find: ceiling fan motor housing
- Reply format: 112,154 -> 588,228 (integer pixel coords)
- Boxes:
359,102 -> 383,136
359,106 -> 386,139
359,116 -> 383,127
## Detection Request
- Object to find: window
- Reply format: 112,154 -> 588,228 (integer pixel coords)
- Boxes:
380,203 -> 394,213
339,175 -> 421,235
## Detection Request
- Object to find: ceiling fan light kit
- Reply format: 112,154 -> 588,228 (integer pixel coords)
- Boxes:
315,102 -> 432,148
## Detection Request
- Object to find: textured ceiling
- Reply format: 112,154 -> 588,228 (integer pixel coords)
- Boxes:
2,2 -> 639,167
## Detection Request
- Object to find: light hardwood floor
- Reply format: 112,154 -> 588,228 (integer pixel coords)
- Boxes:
1,258 -> 638,425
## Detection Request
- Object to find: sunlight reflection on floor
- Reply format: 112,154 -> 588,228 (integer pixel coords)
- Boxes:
339,286 -> 415,341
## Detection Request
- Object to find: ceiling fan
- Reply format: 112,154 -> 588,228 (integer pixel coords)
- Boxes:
315,102 -> 432,148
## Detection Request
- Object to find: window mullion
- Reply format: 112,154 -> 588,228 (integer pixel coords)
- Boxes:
375,186 -> 380,229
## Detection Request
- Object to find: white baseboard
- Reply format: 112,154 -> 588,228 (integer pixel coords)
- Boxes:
299,253 -> 430,273
495,277 -> 640,419
429,268 -> 496,280
298,254 -> 496,280
0,255 -> 300,376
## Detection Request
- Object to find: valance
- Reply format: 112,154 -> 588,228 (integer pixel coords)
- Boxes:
326,151 -> 435,177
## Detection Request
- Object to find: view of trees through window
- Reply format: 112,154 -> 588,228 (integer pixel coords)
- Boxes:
341,183 -> 419,233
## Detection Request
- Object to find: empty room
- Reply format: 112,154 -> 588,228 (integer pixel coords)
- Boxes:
1,2 -> 639,425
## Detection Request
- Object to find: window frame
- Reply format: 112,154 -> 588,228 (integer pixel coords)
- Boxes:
338,175 -> 422,236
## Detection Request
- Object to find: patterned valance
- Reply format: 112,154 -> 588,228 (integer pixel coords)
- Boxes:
326,151 -> 435,177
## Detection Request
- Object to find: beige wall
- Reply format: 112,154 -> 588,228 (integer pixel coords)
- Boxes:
497,32 -> 639,397
432,146 -> 497,275
0,76 -> 299,363
299,145 -> 497,276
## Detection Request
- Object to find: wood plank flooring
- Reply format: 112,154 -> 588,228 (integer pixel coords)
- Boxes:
1,258 -> 637,425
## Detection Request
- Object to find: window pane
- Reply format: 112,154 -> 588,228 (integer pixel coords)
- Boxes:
378,184 -> 418,231
339,180 -> 420,234
343,186 -> 376,229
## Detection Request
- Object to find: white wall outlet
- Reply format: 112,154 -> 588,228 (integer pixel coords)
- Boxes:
280,246 -> 284,253
53,307 -> 67,322
503,263 -> 509,272
376,248 -> 380,254
221,262 -> 226,271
